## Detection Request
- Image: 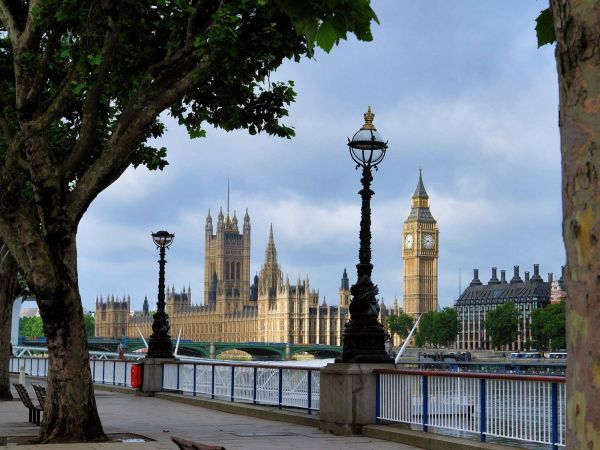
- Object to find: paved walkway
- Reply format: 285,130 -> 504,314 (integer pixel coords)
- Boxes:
1,382 -> 423,449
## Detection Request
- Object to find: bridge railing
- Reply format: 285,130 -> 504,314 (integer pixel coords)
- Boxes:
10,357 -> 132,388
162,361 -> 319,413
373,368 -> 565,449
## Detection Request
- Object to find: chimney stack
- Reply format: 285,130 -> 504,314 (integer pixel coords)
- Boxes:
488,267 -> 500,285
531,263 -> 543,283
548,272 -> 553,284
501,270 -> 507,283
470,268 -> 482,286
525,271 -> 530,283
510,265 -> 523,284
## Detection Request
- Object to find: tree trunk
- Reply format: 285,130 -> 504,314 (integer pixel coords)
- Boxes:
550,1 -> 600,448
0,248 -> 19,401
27,237 -> 106,443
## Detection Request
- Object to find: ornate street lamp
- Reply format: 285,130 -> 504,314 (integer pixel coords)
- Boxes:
340,107 -> 393,363
147,230 -> 175,359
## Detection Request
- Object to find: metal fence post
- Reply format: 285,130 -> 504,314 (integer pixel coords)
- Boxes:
278,368 -> 283,409
253,367 -> 257,405
102,360 -> 105,384
231,366 -> 235,402
307,370 -> 312,414
422,375 -> 429,433
376,373 -> 381,424
480,378 -> 487,442
552,382 -> 558,450
161,363 -> 165,390
211,365 -> 215,399
193,364 -> 197,396
113,360 -> 116,385
176,364 -> 180,392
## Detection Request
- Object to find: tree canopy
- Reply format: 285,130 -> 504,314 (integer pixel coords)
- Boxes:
0,0 -> 379,442
531,302 -> 565,351
415,308 -> 459,348
387,312 -> 413,340
484,302 -> 519,349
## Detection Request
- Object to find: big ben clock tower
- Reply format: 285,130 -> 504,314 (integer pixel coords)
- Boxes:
402,170 -> 439,316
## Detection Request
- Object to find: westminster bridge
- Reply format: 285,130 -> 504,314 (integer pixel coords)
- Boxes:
20,336 -> 342,360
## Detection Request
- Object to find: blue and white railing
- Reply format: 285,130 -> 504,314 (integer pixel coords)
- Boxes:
10,356 -> 133,388
161,361 -> 319,413
374,368 -> 565,449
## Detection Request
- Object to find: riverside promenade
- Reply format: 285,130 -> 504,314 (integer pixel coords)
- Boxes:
1,381 -> 422,450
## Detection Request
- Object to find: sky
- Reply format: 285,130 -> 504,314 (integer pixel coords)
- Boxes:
76,1 -> 564,314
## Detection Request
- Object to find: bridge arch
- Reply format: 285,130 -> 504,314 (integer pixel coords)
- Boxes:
215,343 -> 285,360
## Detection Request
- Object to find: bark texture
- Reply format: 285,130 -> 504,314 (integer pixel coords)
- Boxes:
31,237 -> 105,442
0,245 -> 19,401
550,1 -> 600,448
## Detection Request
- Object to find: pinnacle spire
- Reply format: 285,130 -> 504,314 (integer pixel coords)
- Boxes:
413,168 -> 428,198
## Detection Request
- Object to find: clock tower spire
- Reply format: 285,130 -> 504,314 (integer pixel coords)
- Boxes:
402,169 -> 439,316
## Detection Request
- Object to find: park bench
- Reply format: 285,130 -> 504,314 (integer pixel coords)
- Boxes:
32,384 -> 47,408
171,436 -> 226,450
12,383 -> 42,425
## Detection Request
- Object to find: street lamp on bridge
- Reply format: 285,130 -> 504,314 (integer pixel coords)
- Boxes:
339,107 -> 393,364
147,230 -> 175,359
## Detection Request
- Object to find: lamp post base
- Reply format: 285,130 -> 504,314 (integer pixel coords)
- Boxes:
147,334 -> 174,359
338,324 -> 393,363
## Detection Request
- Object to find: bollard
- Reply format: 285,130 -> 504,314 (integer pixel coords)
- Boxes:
19,365 -> 25,384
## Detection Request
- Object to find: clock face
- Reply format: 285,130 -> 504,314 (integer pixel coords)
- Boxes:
404,234 -> 413,249
423,234 -> 434,249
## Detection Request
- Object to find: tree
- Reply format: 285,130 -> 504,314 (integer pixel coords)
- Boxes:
0,0 -> 378,442
84,314 -> 95,337
537,3 -> 600,446
387,312 -> 413,340
19,316 -> 44,336
414,308 -> 459,348
531,302 -> 566,351
434,307 -> 460,348
484,302 -> 519,350
0,243 -> 21,400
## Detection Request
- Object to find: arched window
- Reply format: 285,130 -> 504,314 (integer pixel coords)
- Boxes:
236,262 -> 241,280
225,262 -> 229,280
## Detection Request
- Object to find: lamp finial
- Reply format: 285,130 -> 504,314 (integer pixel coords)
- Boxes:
362,106 -> 376,130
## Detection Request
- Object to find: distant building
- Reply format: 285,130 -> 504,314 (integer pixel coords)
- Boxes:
550,266 -> 567,304
402,170 -> 439,316
454,264 -> 558,351
95,206 -> 403,345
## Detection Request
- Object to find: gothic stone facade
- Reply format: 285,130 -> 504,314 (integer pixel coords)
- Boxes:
95,209 -> 401,345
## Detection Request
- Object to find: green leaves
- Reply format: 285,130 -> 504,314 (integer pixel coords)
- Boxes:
531,302 -> 565,351
536,8 -> 556,48
280,0 -> 379,54
484,302 -> 519,349
415,308 -> 459,348
387,312 -> 414,339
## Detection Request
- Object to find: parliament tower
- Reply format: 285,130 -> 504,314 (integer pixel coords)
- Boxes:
402,170 -> 439,316
203,207 -> 251,313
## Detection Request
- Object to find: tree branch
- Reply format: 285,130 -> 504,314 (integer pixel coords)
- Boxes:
18,0 -> 41,50
185,0 -> 212,46
67,58 -> 205,223
24,27 -> 63,108
0,0 -> 20,45
62,19 -> 120,180
0,114 -> 11,141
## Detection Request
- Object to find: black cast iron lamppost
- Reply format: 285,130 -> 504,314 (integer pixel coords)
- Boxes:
147,230 -> 175,359
340,106 -> 393,363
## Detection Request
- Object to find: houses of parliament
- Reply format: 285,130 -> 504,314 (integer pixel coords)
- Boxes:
95,171 -> 439,345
